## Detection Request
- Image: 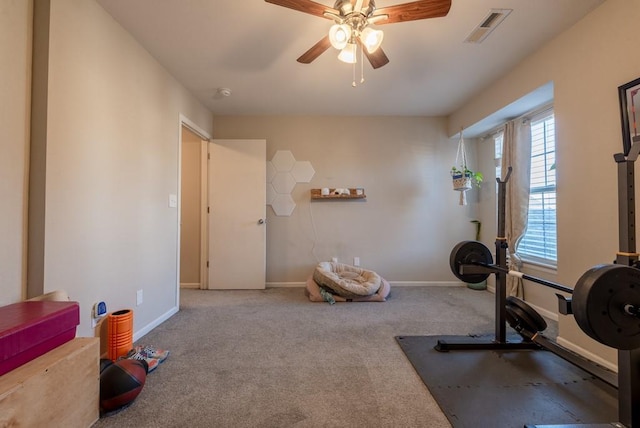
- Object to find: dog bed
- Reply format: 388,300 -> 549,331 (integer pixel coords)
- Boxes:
306,276 -> 391,303
313,261 -> 382,298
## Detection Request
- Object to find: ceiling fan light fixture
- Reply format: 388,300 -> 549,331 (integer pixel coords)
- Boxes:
337,43 -> 357,64
329,24 -> 351,50
360,27 -> 383,53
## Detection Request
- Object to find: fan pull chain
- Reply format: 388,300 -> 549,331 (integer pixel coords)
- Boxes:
360,45 -> 365,84
351,45 -> 365,87
352,60 -> 356,87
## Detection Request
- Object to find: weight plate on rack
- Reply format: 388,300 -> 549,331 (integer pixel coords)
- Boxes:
449,241 -> 493,284
573,264 -> 640,350
506,296 -> 548,337
506,305 -> 535,340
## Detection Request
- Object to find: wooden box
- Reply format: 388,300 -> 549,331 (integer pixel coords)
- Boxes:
0,338 -> 100,427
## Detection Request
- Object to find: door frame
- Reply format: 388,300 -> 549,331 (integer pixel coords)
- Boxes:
177,114 -> 211,306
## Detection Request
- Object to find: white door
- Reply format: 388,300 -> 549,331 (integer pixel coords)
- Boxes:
208,139 -> 266,289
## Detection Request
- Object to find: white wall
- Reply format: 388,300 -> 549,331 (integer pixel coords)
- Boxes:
213,116 -> 483,284
35,0 -> 213,339
0,0 -> 32,306
450,0 -> 640,366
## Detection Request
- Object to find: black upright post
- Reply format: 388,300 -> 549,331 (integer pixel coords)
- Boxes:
435,165 -> 538,352
614,149 -> 640,428
494,167 -> 512,344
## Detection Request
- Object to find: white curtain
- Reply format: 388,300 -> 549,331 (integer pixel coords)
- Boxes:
501,119 -> 531,298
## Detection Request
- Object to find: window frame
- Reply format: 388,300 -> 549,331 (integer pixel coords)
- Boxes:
494,108 -> 557,268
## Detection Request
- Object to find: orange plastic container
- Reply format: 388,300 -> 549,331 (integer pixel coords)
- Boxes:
107,309 -> 133,361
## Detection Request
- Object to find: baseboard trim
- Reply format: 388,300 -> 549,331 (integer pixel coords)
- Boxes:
391,281 -> 464,287
266,281 -> 464,288
180,283 -> 200,289
266,282 -> 306,288
527,302 -> 559,322
556,336 -> 618,373
133,306 -> 179,343
482,285 -> 558,321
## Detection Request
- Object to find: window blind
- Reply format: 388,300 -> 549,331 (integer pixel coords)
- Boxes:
518,114 -> 557,263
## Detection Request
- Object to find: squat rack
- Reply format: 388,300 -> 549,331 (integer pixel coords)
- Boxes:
437,143 -> 640,426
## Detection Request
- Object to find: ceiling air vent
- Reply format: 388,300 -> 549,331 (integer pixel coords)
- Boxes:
464,9 -> 512,44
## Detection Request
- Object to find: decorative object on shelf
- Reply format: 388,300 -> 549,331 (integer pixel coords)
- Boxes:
310,188 -> 366,199
451,128 -> 483,206
618,76 -> 640,156
332,188 -> 350,196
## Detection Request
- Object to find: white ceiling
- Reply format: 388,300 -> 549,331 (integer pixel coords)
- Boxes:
96,0 -> 605,117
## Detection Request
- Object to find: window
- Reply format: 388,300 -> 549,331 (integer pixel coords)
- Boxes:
494,111 -> 557,265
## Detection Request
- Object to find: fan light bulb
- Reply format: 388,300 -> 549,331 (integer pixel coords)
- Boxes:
360,27 -> 384,53
338,43 -> 358,64
329,24 -> 351,50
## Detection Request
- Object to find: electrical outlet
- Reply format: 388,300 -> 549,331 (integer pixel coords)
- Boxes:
353,257 -> 360,267
136,289 -> 143,306
331,257 -> 338,263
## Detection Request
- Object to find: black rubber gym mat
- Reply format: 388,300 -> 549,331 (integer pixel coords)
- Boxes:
396,335 -> 618,428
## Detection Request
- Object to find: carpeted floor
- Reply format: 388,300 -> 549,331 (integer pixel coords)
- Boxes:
93,286 -> 553,428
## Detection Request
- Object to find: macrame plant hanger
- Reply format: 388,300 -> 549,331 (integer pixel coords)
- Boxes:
453,128 -> 472,206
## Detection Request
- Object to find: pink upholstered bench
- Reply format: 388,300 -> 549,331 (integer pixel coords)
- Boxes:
0,301 -> 79,376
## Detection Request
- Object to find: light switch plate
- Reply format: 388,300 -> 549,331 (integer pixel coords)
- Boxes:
169,194 -> 178,208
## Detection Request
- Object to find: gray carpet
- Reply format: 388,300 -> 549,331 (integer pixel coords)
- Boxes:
93,286 -> 545,428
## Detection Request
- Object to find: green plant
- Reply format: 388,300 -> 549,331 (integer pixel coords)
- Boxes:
450,166 -> 483,187
470,220 -> 481,241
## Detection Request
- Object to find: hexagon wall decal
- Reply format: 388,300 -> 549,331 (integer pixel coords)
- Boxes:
291,161 -> 315,183
271,150 -> 296,172
266,161 -> 276,183
267,150 -> 315,216
271,194 -> 296,216
271,172 -> 296,194
266,183 -> 276,205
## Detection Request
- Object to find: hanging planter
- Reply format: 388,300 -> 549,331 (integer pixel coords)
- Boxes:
451,129 -> 483,205
451,171 -> 473,191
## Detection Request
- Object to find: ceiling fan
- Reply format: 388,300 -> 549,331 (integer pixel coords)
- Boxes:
264,0 -> 452,70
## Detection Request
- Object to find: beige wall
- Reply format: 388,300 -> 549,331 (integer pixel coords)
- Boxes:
180,127 -> 202,286
212,116 -> 483,284
31,0 -> 213,338
451,0 -> 640,366
5,0 -> 628,364
0,0 -> 32,306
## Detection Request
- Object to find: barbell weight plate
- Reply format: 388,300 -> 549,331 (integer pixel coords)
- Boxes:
506,296 -> 548,334
449,241 -> 493,284
505,304 -> 535,340
573,264 -> 640,350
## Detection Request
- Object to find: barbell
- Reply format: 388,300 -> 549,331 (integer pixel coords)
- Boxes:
450,240 -> 640,350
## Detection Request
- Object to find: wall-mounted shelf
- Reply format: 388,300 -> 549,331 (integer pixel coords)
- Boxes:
310,188 -> 366,200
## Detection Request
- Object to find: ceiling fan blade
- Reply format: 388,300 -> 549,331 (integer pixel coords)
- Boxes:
373,0 -> 452,25
297,35 -> 332,64
264,0 -> 338,19
362,46 -> 389,69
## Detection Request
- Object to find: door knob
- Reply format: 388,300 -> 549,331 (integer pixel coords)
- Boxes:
258,219 -> 265,225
